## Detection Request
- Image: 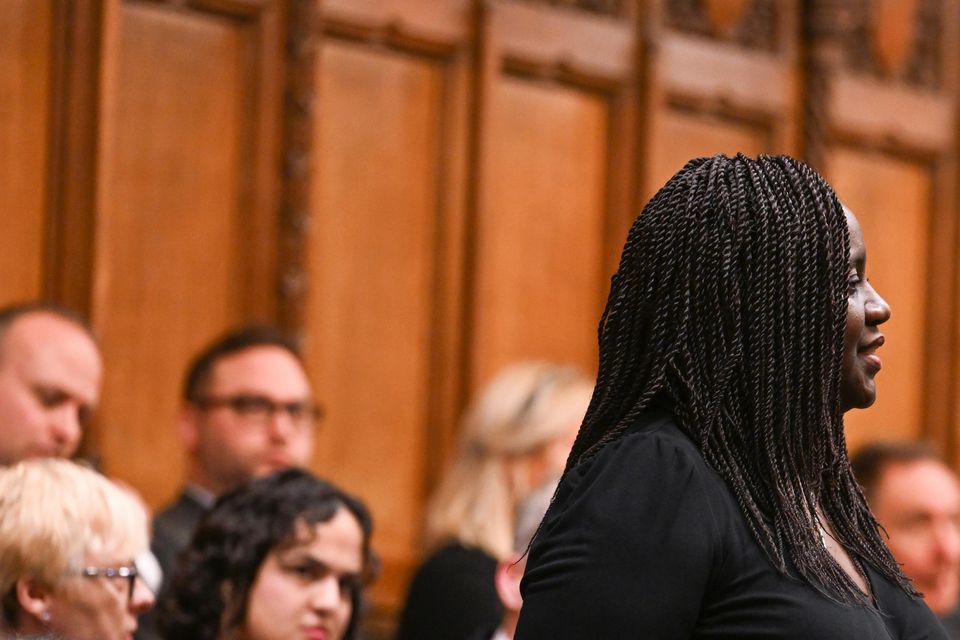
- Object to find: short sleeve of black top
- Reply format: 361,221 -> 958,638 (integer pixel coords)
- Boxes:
515,411 -> 948,640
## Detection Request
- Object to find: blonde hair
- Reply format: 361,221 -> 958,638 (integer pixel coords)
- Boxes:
0,459 -> 149,622
424,362 -> 592,559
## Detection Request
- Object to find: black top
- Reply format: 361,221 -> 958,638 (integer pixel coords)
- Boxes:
941,608 -> 960,639
516,412 -> 948,639
397,542 -> 503,640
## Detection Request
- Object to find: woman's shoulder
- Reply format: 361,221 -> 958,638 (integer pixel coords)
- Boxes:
518,410 -> 731,636
564,409 -> 723,496
541,410 -> 733,543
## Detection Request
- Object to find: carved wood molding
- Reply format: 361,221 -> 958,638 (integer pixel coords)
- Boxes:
803,0 -> 947,169
137,0 -> 271,18
518,0 -> 627,18
664,0 -> 778,51
800,1 -> 844,171
278,0 -> 317,334
848,0 -> 942,89
808,0 -> 943,91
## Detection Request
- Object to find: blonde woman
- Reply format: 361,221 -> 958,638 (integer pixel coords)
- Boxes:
397,361 -> 593,640
0,459 -> 154,640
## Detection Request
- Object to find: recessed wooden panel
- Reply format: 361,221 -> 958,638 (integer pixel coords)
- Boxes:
0,1 -> 52,303
828,150 -> 931,448
94,4 -> 247,506
471,77 -> 608,387
307,41 -> 443,602
647,109 -> 767,198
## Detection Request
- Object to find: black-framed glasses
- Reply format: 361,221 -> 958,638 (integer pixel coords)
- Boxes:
80,565 -> 140,603
192,394 -> 324,430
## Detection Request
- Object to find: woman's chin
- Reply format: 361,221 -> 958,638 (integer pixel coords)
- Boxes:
840,382 -> 877,413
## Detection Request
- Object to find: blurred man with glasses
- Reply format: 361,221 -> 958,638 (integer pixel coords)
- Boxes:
140,326 -> 319,639
152,325 -> 319,577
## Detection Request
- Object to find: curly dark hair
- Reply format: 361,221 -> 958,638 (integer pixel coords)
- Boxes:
565,153 -> 913,604
157,469 -> 376,640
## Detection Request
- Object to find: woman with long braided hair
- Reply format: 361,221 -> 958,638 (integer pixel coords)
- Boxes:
514,154 -> 948,638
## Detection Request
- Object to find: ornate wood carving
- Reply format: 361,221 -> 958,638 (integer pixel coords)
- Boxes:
843,0 -> 942,89
665,0 -> 778,51
519,0 -> 627,18
804,0 -> 946,168
278,0 -> 317,336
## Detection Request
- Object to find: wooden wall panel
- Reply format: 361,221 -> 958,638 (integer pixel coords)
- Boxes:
307,0 -> 472,623
830,151 -> 932,448
472,77 -> 608,382
0,1 -> 52,304
643,1 -> 798,198
470,0 -> 638,388
310,39 -> 444,602
647,109 -> 766,195
93,1 -> 283,506
806,0 -> 959,453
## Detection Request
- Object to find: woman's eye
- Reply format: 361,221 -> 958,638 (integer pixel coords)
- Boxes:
846,276 -> 861,295
283,563 -> 316,579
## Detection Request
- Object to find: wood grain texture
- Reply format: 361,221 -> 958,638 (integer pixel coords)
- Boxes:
643,0 -> 798,201
830,151 -> 932,448
307,39 -> 453,610
0,0 -> 52,304
807,0 -> 959,455
469,0 -> 637,392
646,109 -> 767,198
471,77 -> 607,385
94,3 -> 252,506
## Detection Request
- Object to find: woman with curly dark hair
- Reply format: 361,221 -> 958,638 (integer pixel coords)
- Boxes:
515,154 -> 948,638
158,468 -> 375,640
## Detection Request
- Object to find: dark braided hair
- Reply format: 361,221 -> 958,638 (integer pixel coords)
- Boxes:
567,153 -> 913,604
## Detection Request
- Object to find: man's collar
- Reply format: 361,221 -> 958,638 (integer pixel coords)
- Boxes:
184,483 -> 216,509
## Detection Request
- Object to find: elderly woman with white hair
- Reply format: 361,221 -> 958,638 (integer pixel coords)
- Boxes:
0,458 -> 154,639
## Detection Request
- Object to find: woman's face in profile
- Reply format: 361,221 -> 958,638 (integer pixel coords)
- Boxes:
239,508 -> 365,640
839,209 -> 891,412
44,552 -> 153,640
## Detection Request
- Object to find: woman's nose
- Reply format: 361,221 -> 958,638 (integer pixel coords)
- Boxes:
864,282 -> 891,326
130,576 -> 155,614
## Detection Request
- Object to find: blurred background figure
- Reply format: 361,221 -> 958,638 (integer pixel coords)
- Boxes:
475,476 -> 559,640
396,362 -> 592,640
158,468 -> 376,640
851,442 -> 960,636
0,302 -> 102,465
0,458 -> 154,640
142,325 -> 320,640
151,325 -> 319,583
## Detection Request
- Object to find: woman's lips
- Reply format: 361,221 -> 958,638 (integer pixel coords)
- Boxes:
303,628 -> 328,640
859,335 -> 884,371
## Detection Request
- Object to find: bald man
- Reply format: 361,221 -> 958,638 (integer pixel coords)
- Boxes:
0,302 -> 102,465
852,442 -> 960,638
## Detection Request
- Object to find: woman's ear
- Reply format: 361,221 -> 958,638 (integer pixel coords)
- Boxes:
15,577 -> 53,625
494,554 -> 525,613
